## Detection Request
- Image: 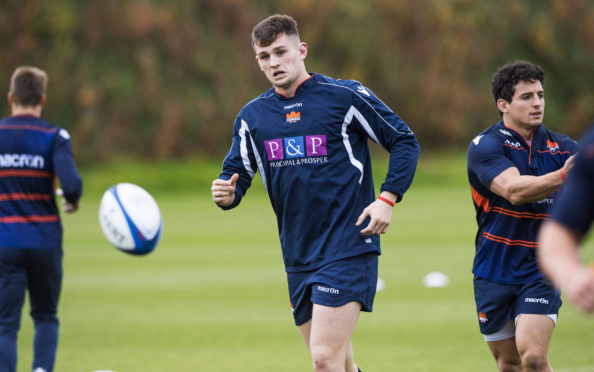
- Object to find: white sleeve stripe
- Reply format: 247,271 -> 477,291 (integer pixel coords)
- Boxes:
239,119 -> 255,178
240,119 -> 268,192
351,106 -> 380,143
342,106 -> 365,184
318,81 -> 413,136
249,130 -> 268,192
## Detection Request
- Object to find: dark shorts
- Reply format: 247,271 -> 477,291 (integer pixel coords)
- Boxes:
473,276 -> 562,336
287,253 -> 378,326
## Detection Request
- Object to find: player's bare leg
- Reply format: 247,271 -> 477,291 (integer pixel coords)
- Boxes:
515,314 -> 554,372
487,338 -> 523,372
344,340 -> 356,371
298,302 -> 361,372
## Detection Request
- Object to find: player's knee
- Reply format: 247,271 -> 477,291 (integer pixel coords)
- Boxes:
497,360 -> 522,372
520,350 -> 549,371
310,345 -> 340,372
495,354 -> 522,372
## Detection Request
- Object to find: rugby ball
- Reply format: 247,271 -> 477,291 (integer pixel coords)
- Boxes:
98,183 -> 162,255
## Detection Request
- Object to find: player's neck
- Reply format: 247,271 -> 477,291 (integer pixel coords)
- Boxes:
275,71 -> 311,98
502,118 -> 539,141
11,105 -> 42,118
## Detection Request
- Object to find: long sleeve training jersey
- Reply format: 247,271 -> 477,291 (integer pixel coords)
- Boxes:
219,73 -> 419,272
0,115 -> 82,249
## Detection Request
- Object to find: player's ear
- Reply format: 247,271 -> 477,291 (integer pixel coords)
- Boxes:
298,42 -> 308,61
40,94 -> 46,105
496,98 -> 509,114
7,92 -> 13,105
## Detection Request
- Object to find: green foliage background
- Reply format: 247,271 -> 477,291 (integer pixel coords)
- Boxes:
1,0 -> 593,164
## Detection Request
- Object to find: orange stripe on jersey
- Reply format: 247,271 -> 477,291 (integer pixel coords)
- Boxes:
0,193 -> 52,201
0,124 -> 57,133
536,149 -> 572,155
0,215 -> 59,223
471,186 -> 490,212
0,170 -> 52,178
489,206 -> 549,220
471,186 -> 549,220
503,143 -> 527,151
483,232 -> 538,248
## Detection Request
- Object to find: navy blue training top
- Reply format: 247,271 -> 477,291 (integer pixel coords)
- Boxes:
218,73 -> 420,272
0,115 -> 82,249
467,121 -> 578,284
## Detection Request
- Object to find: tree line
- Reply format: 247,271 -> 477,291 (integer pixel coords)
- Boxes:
1,0 -> 592,164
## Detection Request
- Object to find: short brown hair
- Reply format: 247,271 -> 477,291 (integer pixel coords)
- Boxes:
491,61 -> 544,104
9,66 -> 47,107
251,14 -> 299,47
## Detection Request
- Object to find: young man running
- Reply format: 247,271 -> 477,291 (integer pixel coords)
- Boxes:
211,14 -> 419,372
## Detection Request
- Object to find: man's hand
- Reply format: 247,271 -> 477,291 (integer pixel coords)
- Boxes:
355,193 -> 396,236
62,201 -> 79,213
561,154 -> 576,179
56,188 -> 79,213
211,173 -> 239,207
562,266 -> 594,313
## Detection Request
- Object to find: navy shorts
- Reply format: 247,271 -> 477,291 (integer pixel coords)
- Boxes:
287,253 -> 378,326
473,276 -> 562,336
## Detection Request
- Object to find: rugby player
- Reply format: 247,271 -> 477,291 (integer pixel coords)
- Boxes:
211,14 -> 419,372
0,66 -> 82,372
467,61 -> 577,372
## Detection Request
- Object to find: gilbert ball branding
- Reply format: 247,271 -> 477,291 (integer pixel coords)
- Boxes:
98,183 -> 162,255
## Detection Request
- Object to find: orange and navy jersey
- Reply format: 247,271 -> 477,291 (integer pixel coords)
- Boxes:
0,115 -> 82,249
467,121 -> 578,284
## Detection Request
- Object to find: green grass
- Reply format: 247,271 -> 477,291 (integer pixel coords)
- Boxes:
16,152 -> 594,371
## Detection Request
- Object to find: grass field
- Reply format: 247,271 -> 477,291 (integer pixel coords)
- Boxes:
16,152 -> 594,371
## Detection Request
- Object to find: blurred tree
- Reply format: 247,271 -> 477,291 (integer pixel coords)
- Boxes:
0,0 -> 592,163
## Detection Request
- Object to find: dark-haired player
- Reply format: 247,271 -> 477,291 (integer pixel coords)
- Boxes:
0,66 -> 82,372
467,61 -> 577,372
211,14 -> 419,372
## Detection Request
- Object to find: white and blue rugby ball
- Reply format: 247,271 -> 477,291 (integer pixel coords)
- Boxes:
98,183 -> 162,255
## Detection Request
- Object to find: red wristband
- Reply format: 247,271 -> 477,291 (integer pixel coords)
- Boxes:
377,196 -> 395,207
560,168 -> 566,183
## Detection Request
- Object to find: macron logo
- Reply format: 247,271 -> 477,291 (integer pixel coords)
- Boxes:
525,297 -> 549,305
317,285 -> 340,295
0,153 -> 44,169
473,135 -> 484,145
499,129 -> 512,137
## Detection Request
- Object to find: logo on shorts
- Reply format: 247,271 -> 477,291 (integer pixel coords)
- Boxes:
317,285 -> 340,295
478,312 -> 488,323
525,297 -> 549,305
